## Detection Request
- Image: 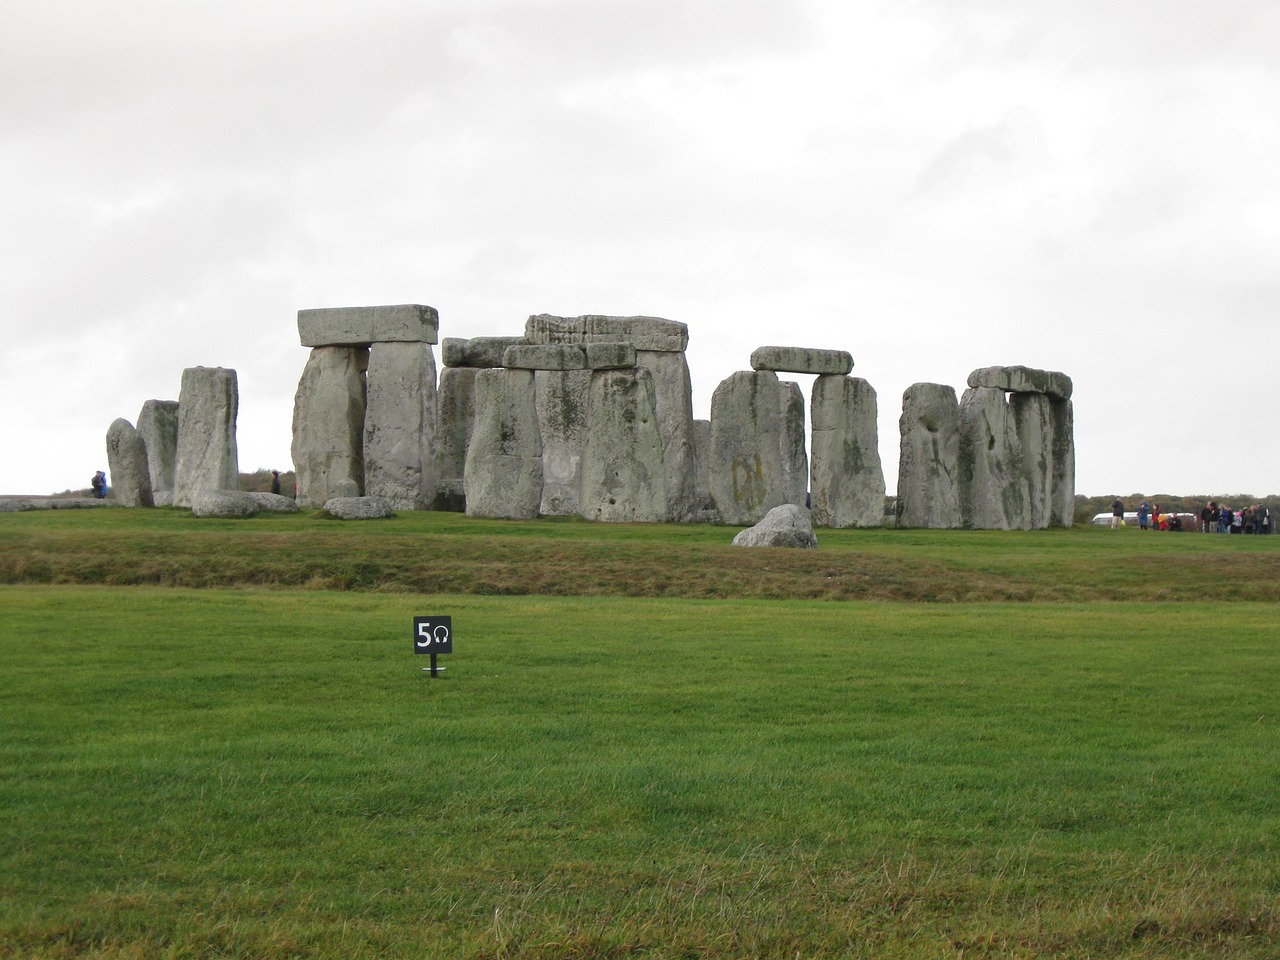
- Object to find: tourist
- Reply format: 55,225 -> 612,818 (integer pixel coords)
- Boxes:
1200,502 -> 1216,533
1262,506 -> 1273,535
90,470 -> 106,499
1232,508 -> 1244,534
1137,500 -> 1150,530
1218,505 -> 1231,534
1111,496 -> 1124,530
271,470 -> 281,495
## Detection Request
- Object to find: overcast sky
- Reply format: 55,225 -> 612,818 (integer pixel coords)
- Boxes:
3,0 -> 1277,498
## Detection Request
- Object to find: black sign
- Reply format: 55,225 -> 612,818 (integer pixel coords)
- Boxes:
413,616 -> 453,654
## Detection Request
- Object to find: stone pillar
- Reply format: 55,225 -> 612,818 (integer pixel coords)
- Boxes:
363,341 -> 438,510
810,375 -> 884,528
434,366 -> 478,512
1010,392 -> 1054,529
464,369 -> 543,519
691,418 -> 714,521
174,366 -> 239,508
1049,398 -> 1076,528
958,386 -> 1029,530
580,368 -> 666,522
291,347 -> 368,508
136,400 -> 179,494
896,383 -> 960,529
778,380 -> 809,508
709,370 -> 797,526
105,418 -> 154,507
535,369 -> 591,516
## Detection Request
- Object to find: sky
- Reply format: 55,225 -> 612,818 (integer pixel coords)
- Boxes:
3,0 -> 1277,497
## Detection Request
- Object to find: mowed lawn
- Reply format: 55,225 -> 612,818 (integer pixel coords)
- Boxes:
3,580 -> 1279,958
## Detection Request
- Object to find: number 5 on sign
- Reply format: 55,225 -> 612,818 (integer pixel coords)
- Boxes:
413,616 -> 452,654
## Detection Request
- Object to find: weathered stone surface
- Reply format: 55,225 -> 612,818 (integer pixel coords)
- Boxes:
464,369 -> 543,519
153,491 -> 174,507
105,418 -> 154,507
709,370 -> 793,526
503,343 -> 588,370
967,366 -> 1072,400
750,346 -> 853,376
896,383 -> 961,529
958,386 -> 1029,530
363,341 -> 438,510
691,418 -> 716,521
298,304 -> 439,347
173,367 -> 239,508
136,400 -> 179,493
584,342 -> 637,369
732,504 -> 817,549
191,490 -> 258,518
433,367 -> 478,511
524,314 -> 689,352
324,495 -> 395,520
778,381 -> 809,508
246,492 -> 298,513
580,368 -> 667,522
1010,392 -> 1053,529
291,347 -> 368,507
810,376 -> 884,528
0,497 -> 115,511
441,336 -> 524,368
635,350 -> 696,522
1049,398 -> 1076,528
535,369 -> 590,516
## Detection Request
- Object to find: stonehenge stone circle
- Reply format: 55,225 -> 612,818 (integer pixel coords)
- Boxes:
750,346 -> 854,376
363,341 -> 438,510
958,386 -> 1030,530
105,418 -> 154,507
896,383 -> 961,528
298,304 -> 438,347
708,370 -> 792,526
580,368 -> 667,523
464,368 -> 543,519
809,376 -> 885,528
173,366 -> 239,508
731,503 -> 817,549
136,399 -> 179,493
292,346 -> 368,507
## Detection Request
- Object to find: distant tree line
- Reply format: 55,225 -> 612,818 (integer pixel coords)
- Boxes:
1073,493 -> 1280,526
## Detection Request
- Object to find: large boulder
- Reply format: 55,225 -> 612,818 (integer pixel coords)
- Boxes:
191,490 -> 258,518
136,400 -> 179,493
173,367 -> 239,508
323,495 -> 395,520
896,383 -> 961,528
732,504 -> 818,548
291,346 -> 367,507
246,492 -> 298,513
363,341 -> 438,510
809,375 -> 884,528
580,368 -> 667,522
464,369 -> 543,519
105,418 -> 154,507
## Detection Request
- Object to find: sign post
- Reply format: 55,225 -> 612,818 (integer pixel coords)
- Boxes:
413,615 -> 452,678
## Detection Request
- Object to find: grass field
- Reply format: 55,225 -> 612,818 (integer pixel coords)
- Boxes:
2,511 -> 1279,958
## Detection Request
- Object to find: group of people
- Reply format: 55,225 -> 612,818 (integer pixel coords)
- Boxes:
1110,497 -> 1273,533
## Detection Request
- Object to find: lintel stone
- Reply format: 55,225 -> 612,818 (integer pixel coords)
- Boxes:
503,343 -> 588,370
442,336 -> 525,368
967,365 -> 1072,400
584,342 -> 636,369
298,304 -> 439,347
750,346 -> 853,376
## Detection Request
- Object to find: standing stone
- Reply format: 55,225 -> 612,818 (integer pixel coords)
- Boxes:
136,400 -> 179,493
778,380 -> 809,508
958,386 -> 1029,530
810,375 -> 884,528
709,370 -> 795,526
535,369 -> 591,516
580,368 -> 667,522
635,349 -> 696,521
363,341 -> 438,510
1010,392 -> 1054,529
691,418 -> 715,521
173,367 -> 239,508
1049,398 -> 1076,528
105,418 -> 154,507
291,347 -> 368,508
464,369 -> 542,519
896,383 -> 961,529
434,367 -> 478,511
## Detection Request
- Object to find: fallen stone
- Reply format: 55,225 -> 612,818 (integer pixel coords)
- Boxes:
580,368 -> 667,522
298,304 -> 439,347
896,383 -> 961,529
810,375 -> 884,528
363,341 -> 437,510
136,400 -> 179,492
464,368 -> 543,519
441,336 -> 525,368
323,495 -> 395,520
732,503 -> 817,548
291,346 -> 368,507
173,367 -> 239,508
105,418 -> 155,507
967,366 -> 1073,400
246,492 -> 298,513
750,346 -> 853,376
191,490 -> 258,518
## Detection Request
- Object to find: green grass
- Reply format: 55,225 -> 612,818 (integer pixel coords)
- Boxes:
3,584 -> 1279,958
